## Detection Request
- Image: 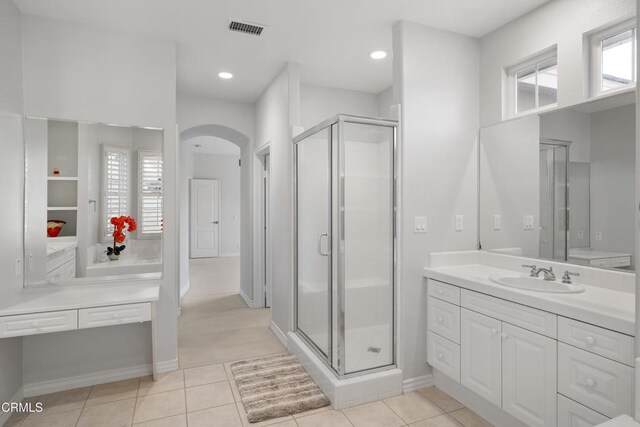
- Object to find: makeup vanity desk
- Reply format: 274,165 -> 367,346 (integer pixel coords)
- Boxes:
0,278 -> 160,378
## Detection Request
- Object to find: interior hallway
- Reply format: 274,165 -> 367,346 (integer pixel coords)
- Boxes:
178,257 -> 285,369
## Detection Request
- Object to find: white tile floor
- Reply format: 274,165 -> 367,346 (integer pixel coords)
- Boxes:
5,258 -> 492,426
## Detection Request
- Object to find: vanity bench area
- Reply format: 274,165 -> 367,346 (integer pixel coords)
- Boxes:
424,250 -> 635,427
0,279 -> 161,384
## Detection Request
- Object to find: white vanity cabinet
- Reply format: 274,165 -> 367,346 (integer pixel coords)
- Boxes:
426,278 -> 634,427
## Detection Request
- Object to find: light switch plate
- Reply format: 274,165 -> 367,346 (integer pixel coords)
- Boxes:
493,215 -> 501,231
455,215 -> 463,231
523,215 -> 534,230
15,258 -> 22,276
595,231 -> 602,241
577,231 -> 584,240
414,216 -> 427,233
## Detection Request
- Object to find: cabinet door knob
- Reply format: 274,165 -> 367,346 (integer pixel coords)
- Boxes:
437,353 -> 444,360
501,332 -> 509,339
586,378 -> 596,387
584,336 -> 595,346
491,328 -> 498,335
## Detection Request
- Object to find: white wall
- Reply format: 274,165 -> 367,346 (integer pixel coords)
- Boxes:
21,14 -> 178,386
300,84 -> 393,129
177,94 -> 254,300
0,0 -> 24,413
480,0 -> 635,126
254,63 -> 300,337
590,104 -> 636,265
393,21 -> 479,381
191,152 -> 241,256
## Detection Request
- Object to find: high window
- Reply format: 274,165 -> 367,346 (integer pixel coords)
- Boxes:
590,19 -> 636,96
506,48 -> 558,116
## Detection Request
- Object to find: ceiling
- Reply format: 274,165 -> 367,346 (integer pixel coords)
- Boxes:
14,0 -> 550,103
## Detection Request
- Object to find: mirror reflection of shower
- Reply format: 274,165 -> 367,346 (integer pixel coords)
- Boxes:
539,139 -> 570,262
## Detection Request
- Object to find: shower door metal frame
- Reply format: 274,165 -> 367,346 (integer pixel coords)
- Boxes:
293,114 -> 398,379
540,138 -> 571,262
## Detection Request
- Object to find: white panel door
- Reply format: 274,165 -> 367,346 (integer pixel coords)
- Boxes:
190,179 -> 219,258
461,308 -> 502,407
502,323 -> 557,427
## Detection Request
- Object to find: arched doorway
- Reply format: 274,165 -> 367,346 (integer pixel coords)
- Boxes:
178,124 -> 252,306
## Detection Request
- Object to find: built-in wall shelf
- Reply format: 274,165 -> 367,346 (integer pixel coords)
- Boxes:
47,207 -> 78,211
48,176 -> 79,181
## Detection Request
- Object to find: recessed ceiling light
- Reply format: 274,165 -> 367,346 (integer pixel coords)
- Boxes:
218,71 -> 234,80
369,50 -> 388,60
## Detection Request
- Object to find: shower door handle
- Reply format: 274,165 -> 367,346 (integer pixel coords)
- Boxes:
318,233 -> 330,256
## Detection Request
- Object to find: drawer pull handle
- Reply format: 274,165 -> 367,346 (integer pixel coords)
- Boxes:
437,353 -> 444,360
584,336 -> 595,346
586,378 -> 596,387
491,328 -> 498,335
437,316 -> 443,323
501,333 -> 509,339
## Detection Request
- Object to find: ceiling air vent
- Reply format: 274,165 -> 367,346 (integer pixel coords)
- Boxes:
228,20 -> 265,36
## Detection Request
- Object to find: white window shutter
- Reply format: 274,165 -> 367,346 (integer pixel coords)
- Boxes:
138,151 -> 163,237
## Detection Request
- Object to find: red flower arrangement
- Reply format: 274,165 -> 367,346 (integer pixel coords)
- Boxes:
106,215 -> 137,258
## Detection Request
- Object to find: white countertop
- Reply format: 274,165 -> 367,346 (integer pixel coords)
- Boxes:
568,247 -> 632,260
424,264 -> 635,336
0,282 -> 160,317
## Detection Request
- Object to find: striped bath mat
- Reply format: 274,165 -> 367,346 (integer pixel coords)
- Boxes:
230,353 -> 330,423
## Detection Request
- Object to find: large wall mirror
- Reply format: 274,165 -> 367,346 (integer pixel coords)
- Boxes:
480,91 -> 636,271
24,117 -> 164,286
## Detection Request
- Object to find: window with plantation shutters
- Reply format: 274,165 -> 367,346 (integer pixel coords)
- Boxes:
102,145 -> 129,241
138,151 -> 163,237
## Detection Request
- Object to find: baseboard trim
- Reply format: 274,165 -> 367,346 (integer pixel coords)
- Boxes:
0,387 -> 24,426
23,364 -> 153,397
156,358 -> 179,374
239,289 -> 255,308
270,321 -> 288,347
403,374 -> 435,393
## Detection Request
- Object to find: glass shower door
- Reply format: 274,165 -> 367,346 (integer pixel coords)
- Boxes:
296,127 -> 332,359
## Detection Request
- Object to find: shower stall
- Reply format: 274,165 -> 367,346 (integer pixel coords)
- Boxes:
539,139 -> 570,261
292,114 -> 398,383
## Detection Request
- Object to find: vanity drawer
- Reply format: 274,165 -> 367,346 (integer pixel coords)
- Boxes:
46,247 -> 76,273
609,257 -> 631,268
461,290 -> 557,338
428,297 -> 460,343
558,343 -> 633,418
427,331 -> 460,382
46,259 -> 76,283
427,279 -> 460,305
0,310 -> 78,338
558,317 -> 634,366
557,394 -> 609,427
78,303 -> 151,329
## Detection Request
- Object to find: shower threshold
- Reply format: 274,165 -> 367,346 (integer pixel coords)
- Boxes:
288,332 -> 403,410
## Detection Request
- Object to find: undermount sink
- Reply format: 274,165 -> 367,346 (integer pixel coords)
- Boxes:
489,275 -> 585,294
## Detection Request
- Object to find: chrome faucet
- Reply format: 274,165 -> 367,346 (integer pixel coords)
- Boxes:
522,264 -> 556,281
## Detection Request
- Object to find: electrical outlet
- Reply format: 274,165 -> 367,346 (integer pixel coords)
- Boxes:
523,215 -> 534,230
577,230 -> 584,240
493,215 -> 501,231
455,215 -> 463,231
414,216 -> 427,233
595,231 -> 603,241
